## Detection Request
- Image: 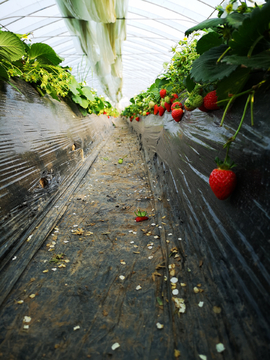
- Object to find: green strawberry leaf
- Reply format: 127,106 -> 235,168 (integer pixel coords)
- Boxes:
226,12 -> 246,29
190,45 -> 238,83
183,74 -> 196,92
185,18 -> 226,36
28,43 -> 64,65
80,86 -> 94,101
68,76 -> 80,96
222,50 -> 270,70
229,1 -> 270,56
216,67 -> 250,102
0,31 -> 25,62
196,32 -> 223,55
72,94 -> 89,108
0,63 -> 9,80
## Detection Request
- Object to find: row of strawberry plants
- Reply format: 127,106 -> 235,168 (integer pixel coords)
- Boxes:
0,30 -> 119,117
122,0 -> 270,200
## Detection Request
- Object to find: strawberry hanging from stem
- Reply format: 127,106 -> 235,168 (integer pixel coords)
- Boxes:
209,147 -> 237,200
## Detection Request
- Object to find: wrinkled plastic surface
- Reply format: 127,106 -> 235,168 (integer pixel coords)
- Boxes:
128,92 -> 270,357
0,79 -> 113,273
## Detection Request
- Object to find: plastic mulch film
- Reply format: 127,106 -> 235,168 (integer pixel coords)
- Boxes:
55,0 -> 128,102
0,79 -> 114,299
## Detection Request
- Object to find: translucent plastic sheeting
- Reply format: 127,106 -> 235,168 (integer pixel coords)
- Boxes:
55,0 -> 128,102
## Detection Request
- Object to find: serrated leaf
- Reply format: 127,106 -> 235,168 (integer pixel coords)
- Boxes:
80,86 -> 94,101
196,32 -> 223,55
226,12 -> 246,29
223,50 -> 270,70
190,45 -> 238,83
29,43 -> 63,65
0,31 -> 25,62
185,18 -> 225,36
184,74 -> 196,92
130,97 -> 135,104
216,67 -> 250,101
0,63 -> 9,80
68,76 -> 80,96
229,1 -> 270,56
72,94 -> 89,108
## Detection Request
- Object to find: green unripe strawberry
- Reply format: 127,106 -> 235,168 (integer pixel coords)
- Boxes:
149,101 -> 155,108
164,96 -> 170,103
161,100 -> 165,107
143,111 -> 146,116
118,158 -> 123,164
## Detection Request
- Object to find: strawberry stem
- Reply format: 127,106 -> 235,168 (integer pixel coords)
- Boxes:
250,91 -> 255,126
216,46 -> 231,63
220,95 -> 235,127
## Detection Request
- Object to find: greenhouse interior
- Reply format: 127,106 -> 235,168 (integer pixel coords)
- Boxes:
0,0 -> 270,359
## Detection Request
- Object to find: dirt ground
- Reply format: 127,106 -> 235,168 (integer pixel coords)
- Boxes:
0,118 -> 182,359
1,117 -> 263,360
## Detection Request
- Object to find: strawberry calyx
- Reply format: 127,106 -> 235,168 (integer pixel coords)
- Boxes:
134,209 -> 148,217
215,156 -> 236,170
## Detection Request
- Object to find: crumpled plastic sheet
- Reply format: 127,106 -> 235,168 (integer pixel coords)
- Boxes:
55,0 -> 128,102
0,79 -> 113,275
127,90 -> 270,357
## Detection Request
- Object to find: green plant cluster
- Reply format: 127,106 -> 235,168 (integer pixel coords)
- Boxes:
121,36 -> 199,118
122,0 -> 270,152
0,30 -> 119,117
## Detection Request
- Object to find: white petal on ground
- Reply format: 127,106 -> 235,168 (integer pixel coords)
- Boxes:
198,302 -> 204,307
73,326 -> 80,331
119,275 -> 125,280
23,316 -> 31,323
156,322 -> 164,329
199,355 -> 207,360
136,285 -> 142,290
170,277 -> 178,283
216,343 -> 225,353
172,289 -> 179,295
111,343 -> 120,350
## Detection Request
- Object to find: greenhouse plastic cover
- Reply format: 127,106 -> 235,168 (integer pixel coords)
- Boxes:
0,0 -> 222,103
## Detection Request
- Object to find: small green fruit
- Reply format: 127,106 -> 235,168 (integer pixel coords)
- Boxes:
118,158 -> 123,164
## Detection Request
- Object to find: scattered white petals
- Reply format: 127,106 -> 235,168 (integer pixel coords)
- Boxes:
199,355 -> 207,360
27,235 -> 33,242
172,298 -> 186,313
167,199 -> 170,201
193,287 -> 200,294
120,261 -> 126,265
130,241 -> 134,244
187,268 -> 191,272
119,275 -> 125,280
153,236 -> 159,239
216,343 -> 225,353
151,223 -> 156,226
148,256 -> 153,259
17,300 -> 24,304
198,301 -> 204,307
73,326 -> 80,331
23,316 -> 31,323
29,294 -> 35,299
111,343 -> 120,350
156,322 -> 164,329
73,213 -> 76,215
63,240 -> 69,243
12,256 -> 17,261
172,289 -> 179,295
170,277 -> 178,284
73,225 -> 78,227
51,268 -> 57,271
164,276 -> 167,281
148,246 -> 153,249
129,230 -> 133,233
178,238 -> 182,241
168,233 -> 172,236
136,285 -> 142,291
133,232 -> 137,234
23,325 -> 29,330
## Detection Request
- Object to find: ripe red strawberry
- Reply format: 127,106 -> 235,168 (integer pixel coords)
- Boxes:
198,103 -> 209,112
204,90 -> 219,110
172,108 -> 183,122
164,102 -> 171,112
135,116 -> 140,121
130,117 -> 133,122
103,111 -> 107,114
171,102 -> 183,110
146,111 -> 150,115
160,89 -> 167,98
159,106 -> 165,116
170,93 -> 178,103
209,157 -> 237,200
135,210 -> 149,222
154,104 -> 159,115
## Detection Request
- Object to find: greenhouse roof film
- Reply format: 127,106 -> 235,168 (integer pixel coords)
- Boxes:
0,0 -> 223,104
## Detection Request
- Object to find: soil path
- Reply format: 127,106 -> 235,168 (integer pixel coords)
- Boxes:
0,118 -> 178,359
